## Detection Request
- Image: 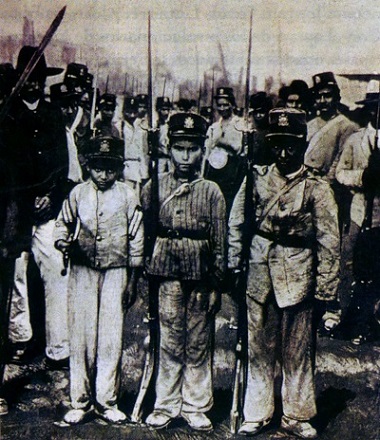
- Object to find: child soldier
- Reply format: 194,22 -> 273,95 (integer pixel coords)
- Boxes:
143,113 -> 226,433
55,135 -> 144,425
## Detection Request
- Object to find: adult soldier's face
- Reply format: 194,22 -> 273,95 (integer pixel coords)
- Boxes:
315,87 -> 336,116
216,98 -> 233,119
20,78 -> 45,103
100,106 -> 115,122
170,139 -> 204,177
270,136 -> 306,175
123,108 -> 137,125
286,94 -> 303,109
61,99 -> 78,126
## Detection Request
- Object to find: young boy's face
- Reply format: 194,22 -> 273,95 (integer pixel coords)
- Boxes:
88,162 -> 120,191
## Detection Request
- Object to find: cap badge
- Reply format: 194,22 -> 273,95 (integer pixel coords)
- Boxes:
315,75 -> 321,84
99,139 -> 111,153
278,113 -> 289,127
184,116 -> 194,129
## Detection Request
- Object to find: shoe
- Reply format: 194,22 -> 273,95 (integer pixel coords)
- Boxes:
63,407 -> 93,425
0,398 -> 9,416
145,411 -> 173,429
45,357 -> 69,371
238,419 -> 271,436
96,407 -> 127,425
182,412 -> 213,432
281,416 -> 318,439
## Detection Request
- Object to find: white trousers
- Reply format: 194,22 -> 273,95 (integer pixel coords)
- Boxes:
68,265 -> 127,410
31,220 -> 69,360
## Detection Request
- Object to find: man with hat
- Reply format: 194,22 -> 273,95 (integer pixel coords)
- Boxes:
63,62 -> 88,95
204,86 -> 243,213
55,135 -> 144,425
335,79 -> 380,344
156,96 -> 172,173
248,91 -> 273,165
284,79 -> 312,117
94,93 -> 120,138
143,113 -> 226,432
305,71 -> 358,236
2,46 -> 70,368
228,108 -> 340,438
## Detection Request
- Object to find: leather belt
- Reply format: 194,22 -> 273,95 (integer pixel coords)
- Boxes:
158,226 -> 209,240
256,230 -> 313,249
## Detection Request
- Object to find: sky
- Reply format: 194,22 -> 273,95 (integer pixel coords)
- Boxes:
0,0 -> 379,101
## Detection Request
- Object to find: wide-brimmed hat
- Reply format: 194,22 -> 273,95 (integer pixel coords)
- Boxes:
355,80 -> 380,106
16,46 -> 63,81
266,108 -> 307,139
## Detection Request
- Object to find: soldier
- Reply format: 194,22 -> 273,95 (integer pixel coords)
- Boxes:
2,46 -> 70,369
63,62 -> 88,95
204,87 -> 244,213
228,108 -> 340,438
94,93 -> 120,138
283,79 -> 313,119
305,72 -> 358,232
136,93 -> 149,119
55,135 -> 143,425
155,96 -> 172,173
0,63 -> 16,107
143,113 -> 226,433
335,80 -> 380,344
248,91 -> 273,165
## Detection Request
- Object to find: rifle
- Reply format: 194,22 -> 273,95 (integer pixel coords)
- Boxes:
230,10 -> 254,434
131,11 -> 160,424
90,60 -> 99,137
0,6 -> 66,125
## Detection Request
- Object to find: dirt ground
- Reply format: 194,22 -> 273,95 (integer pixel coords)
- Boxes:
0,294 -> 379,440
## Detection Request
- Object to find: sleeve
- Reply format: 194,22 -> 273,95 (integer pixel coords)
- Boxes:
54,189 -> 78,243
335,134 -> 365,189
227,177 -> 247,270
209,185 -> 227,280
312,180 -> 340,301
127,190 -> 145,268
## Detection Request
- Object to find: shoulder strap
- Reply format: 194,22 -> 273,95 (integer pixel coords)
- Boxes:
161,178 -> 203,209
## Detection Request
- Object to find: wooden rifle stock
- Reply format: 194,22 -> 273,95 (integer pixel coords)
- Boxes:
230,11 -> 254,434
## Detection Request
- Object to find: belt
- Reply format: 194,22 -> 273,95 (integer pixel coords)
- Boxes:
256,230 -> 313,249
157,226 -> 209,240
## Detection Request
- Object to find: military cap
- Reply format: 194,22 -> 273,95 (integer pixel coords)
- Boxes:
200,106 -> 214,118
168,113 -> 208,139
176,98 -> 192,112
98,93 -> 117,109
123,96 -> 138,111
214,87 -> 235,102
287,80 -> 310,98
64,63 -> 88,81
266,108 -> 307,139
356,80 -> 380,105
156,96 -> 172,110
136,94 -> 149,105
85,135 -> 124,163
16,46 -> 63,80
249,91 -> 273,111
312,71 -> 340,93
50,82 -> 80,103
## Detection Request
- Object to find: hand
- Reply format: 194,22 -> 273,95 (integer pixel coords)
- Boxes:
34,195 -> 53,221
208,291 -> 221,315
54,239 -> 71,254
321,310 -> 341,331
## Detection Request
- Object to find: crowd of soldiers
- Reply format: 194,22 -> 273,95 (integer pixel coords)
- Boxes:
0,43 -> 380,439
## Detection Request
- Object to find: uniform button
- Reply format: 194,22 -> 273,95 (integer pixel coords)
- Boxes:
99,212 -> 103,216
38,151 -> 42,155
96,235 -> 102,241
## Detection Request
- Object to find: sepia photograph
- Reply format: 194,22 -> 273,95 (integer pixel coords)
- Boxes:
0,1 -> 380,439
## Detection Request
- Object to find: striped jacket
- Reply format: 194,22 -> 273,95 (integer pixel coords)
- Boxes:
142,172 -> 226,281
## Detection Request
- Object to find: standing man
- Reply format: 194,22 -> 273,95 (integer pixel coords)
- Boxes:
2,46 -> 70,368
94,93 -> 120,138
305,72 -> 358,229
143,113 -> 226,433
204,87 -> 244,213
228,108 -> 340,438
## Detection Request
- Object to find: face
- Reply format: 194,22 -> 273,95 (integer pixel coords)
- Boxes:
367,104 -> 380,130
158,107 -> 170,122
61,100 -> 78,126
123,108 -> 137,124
100,106 -> 115,122
286,93 -> 303,109
20,78 -> 45,103
88,164 -> 119,191
170,139 -> 204,177
251,108 -> 268,128
315,87 -> 336,116
269,136 -> 306,175
137,104 -> 147,118
216,98 -> 233,119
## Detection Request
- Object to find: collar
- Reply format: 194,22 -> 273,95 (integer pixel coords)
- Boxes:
22,99 -> 40,111
285,164 -> 306,180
